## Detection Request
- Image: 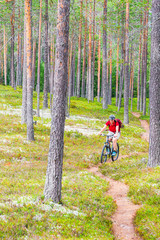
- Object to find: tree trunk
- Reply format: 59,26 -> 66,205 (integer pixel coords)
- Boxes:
37,0 -> 42,117
21,7 -> 27,124
81,0 -> 87,98
137,15 -> 142,111
148,0 -> 160,167
131,55 -> 134,111
124,0 -> 130,124
68,37 -> 73,113
3,25 -> 7,85
50,35 -> 55,111
44,0 -> 70,202
88,0 -> 92,101
116,29 -> 120,106
43,0 -> 49,109
72,52 -> 76,96
76,0 -> 83,97
129,45 -> 133,99
25,0 -> 34,141
32,38 -> 36,90
143,0 -> 149,116
102,0 -> 108,109
0,41 -> 3,84
118,8 -> 125,111
108,38 -> 112,105
140,11 -> 146,112
10,0 -> 15,89
97,27 -> 101,102
91,0 -> 95,101
16,7 -> 22,86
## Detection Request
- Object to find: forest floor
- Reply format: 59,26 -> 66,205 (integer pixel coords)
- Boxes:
0,86 -> 159,240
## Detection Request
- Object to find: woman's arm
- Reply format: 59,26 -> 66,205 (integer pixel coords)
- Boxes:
98,125 -> 107,135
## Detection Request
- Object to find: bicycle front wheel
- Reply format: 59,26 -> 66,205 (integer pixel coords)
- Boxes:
101,145 -> 109,163
111,143 -> 119,161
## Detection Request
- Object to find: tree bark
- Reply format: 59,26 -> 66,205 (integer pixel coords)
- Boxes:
91,0 -> 96,101
118,8 -> 125,111
44,0 -> 70,202
16,7 -> 22,86
148,0 -> 160,167
137,15 -> 142,111
3,26 -> 7,85
76,0 -> 83,97
43,0 -> 49,109
108,38 -> 112,105
10,0 -> 15,89
124,0 -> 130,124
143,0 -> 149,116
37,0 -> 42,117
102,0 -> 108,109
72,52 -> 76,96
88,0 -> 92,101
21,6 -> 27,124
32,38 -> 36,90
116,29 -> 120,106
81,0 -> 87,98
140,11 -> 146,112
25,0 -> 34,141
97,27 -> 101,102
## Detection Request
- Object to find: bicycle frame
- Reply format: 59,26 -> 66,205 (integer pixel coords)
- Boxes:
101,132 -> 119,162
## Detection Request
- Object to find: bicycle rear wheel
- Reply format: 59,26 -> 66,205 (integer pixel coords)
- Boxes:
101,145 -> 109,163
111,143 -> 119,161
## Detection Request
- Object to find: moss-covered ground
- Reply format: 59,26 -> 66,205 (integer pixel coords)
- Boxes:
0,86 -> 159,239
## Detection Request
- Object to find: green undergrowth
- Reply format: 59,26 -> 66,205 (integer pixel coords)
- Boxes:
0,85 -> 158,239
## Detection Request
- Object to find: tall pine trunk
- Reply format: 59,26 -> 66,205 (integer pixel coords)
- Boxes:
21,7 -> 27,124
91,0 -> 96,101
32,39 -> 36,90
25,0 -> 34,141
3,26 -> 7,85
81,0 -> 87,98
97,27 -> 101,102
108,38 -> 112,105
116,29 -> 120,106
124,0 -> 130,124
148,0 -> 160,167
43,0 -> 49,109
118,8 -> 125,111
10,0 -> 15,89
16,7 -> 22,86
143,0 -> 149,116
137,15 -> 142,111
44,0 -> 70,202
88,0 -> 92,101
76,0 -> 83,97
102,0 -> 108,109
37,0 -> 42,117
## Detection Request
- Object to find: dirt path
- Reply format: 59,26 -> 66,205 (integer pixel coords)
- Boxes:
88,113 -> 150,240
88,167 -> 141,240
132,112 -> 149,142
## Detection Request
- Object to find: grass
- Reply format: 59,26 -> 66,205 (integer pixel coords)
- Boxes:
0,85 -> 159,239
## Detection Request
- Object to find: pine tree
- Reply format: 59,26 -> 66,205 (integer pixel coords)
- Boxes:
148,0 -> 160,167
44,0 -> 70,202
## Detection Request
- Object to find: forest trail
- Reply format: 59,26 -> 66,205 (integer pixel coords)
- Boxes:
88,166 -> 142,240
88,113 -> 150,240
132,112 -> 149,142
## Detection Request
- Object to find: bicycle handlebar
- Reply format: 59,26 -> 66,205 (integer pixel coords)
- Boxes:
101,133 -> 114,137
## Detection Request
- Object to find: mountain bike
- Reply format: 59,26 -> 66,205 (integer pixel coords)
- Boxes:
100,133 -> 119,163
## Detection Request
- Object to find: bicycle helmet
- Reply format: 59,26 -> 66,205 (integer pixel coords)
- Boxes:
109,114 -> 115,120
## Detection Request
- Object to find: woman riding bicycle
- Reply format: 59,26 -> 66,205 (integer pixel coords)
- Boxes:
98,115 -> 121,156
